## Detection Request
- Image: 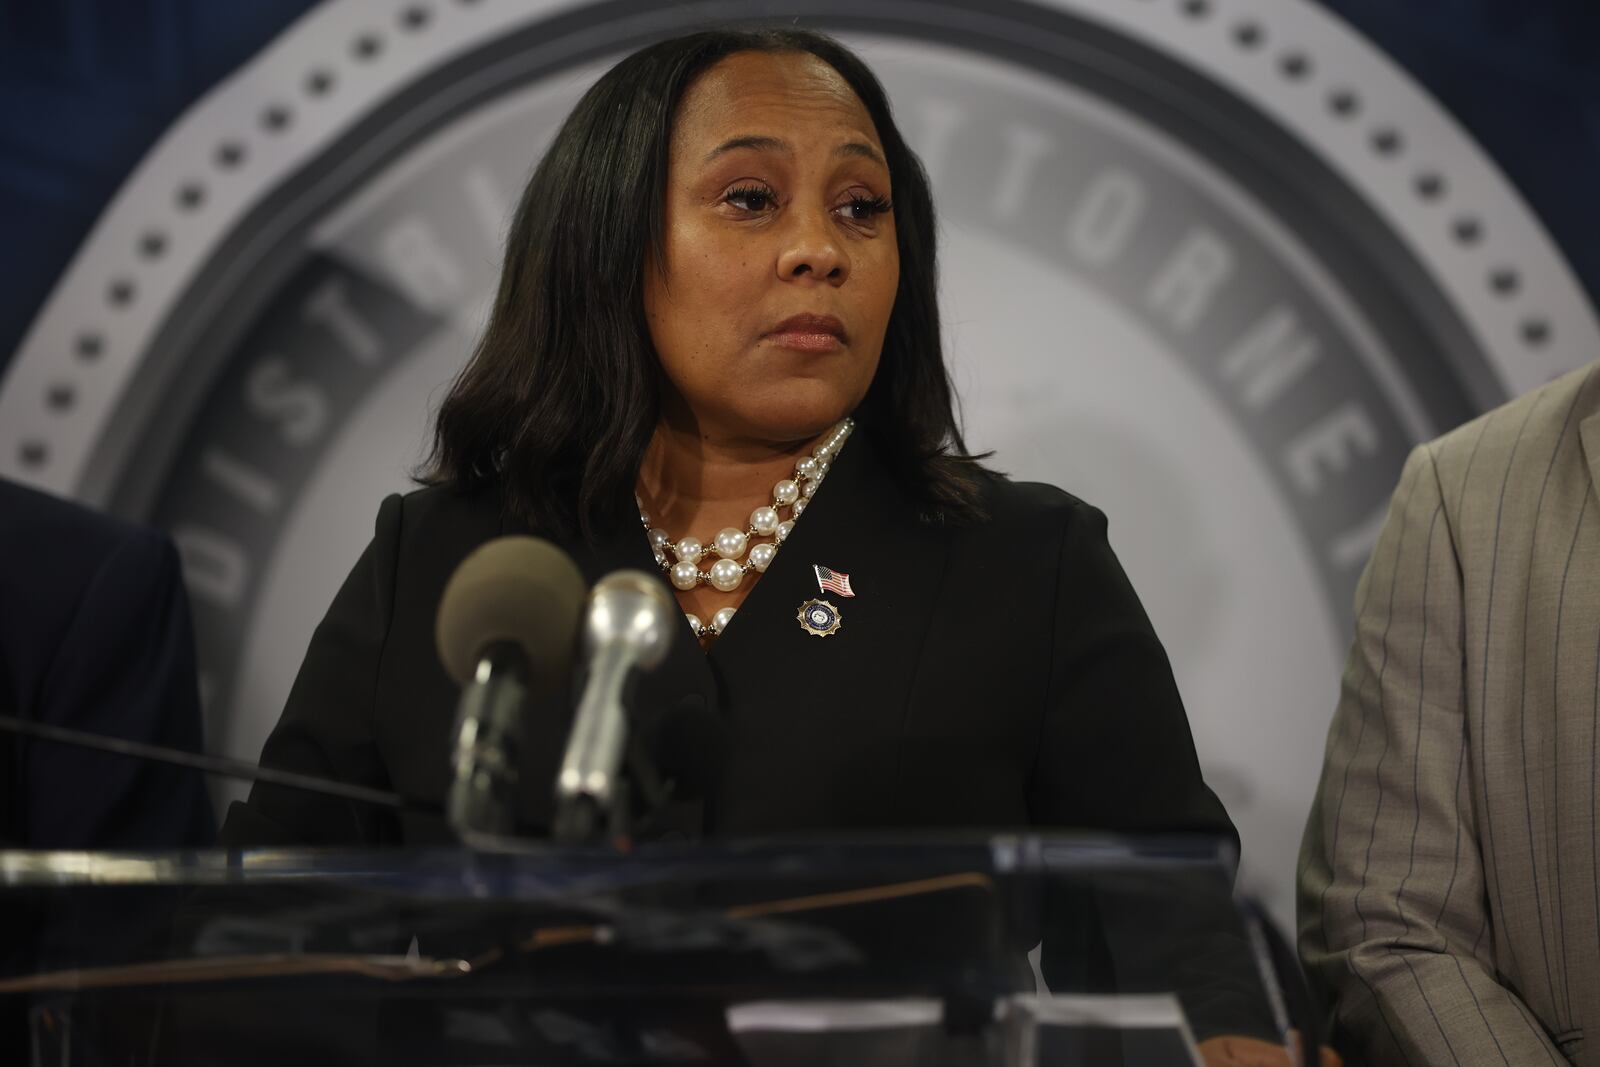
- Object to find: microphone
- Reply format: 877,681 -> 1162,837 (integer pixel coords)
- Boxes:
554,570 -> 676,842
435,536 -> 586,843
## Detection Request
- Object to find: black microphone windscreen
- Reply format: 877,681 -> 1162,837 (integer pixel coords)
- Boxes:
435,536 -> 586,695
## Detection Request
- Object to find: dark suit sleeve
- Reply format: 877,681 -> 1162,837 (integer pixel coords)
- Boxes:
221,495 -> 405,846
1028,500 -> 1232,836
1029,501 -> 1278,1043
27,526 -> 215,848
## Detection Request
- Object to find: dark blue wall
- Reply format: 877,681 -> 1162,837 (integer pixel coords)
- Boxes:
0,0 -> 317,367
1,0 -> 1596,378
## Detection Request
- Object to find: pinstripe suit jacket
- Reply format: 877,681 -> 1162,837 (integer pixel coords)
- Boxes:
1300,361 -> 1600,1066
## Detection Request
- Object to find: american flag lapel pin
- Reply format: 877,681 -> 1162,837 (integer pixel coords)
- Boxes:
813,564 -> 856,598
798,564 -> 853,637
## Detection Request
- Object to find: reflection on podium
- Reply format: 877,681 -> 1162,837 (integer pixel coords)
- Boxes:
0,835 -> 1295,1065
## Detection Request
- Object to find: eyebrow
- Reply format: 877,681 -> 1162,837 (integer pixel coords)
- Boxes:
703,135 -> 887,169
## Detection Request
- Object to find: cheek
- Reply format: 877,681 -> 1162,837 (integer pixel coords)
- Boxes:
863,249 -> 900,335
657,226 -> 762,341
880,232 -> 902,293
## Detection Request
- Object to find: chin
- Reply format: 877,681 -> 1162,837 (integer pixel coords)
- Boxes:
734,388 -> 861,444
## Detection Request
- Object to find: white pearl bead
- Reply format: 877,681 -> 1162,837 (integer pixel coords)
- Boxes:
802,477 -> 820,499
815,457 -> 831,475
776,520 -> 795,543
711,606 -> 736,634
653,551 -> 667,566
708,558 -> 744,592
795,456 -> 818,479
649,527 -> 671,550
713,527 -> 748,559
750,506 -> 780,535
674,537 -> 703,564
790,498 -> 807,518
671,560 -> 700,590
749,541 -> 776,572
773,479 -> 800,506
685,613 -> 703,636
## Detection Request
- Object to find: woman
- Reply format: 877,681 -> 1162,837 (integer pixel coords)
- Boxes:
227,28 -> 1318,1065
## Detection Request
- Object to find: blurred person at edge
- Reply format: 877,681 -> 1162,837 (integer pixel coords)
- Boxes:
227,28 -> 1335,1066
0,477 -> 216,1050
1302,362 -> 1600,1064
0,477 -> 215,848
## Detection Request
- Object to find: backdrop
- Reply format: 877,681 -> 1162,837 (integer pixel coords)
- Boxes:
2,0 -> 1597,931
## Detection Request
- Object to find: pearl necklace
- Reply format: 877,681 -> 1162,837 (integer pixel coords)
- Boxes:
638,418 -> 853,640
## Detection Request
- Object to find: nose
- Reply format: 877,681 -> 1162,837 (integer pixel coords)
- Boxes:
776,210 -> 850,286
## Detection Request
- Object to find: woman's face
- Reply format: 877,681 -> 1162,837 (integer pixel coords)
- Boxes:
644,50 -> 899,445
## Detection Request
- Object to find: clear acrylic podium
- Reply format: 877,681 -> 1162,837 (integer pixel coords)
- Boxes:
0,835 -> 1296,1065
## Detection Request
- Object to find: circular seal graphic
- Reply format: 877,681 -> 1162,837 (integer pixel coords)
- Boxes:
798,599 -> 843,637
2,0 -> 1595,925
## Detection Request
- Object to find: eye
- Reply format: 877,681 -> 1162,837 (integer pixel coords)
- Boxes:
837,193 -> 893,223
724,184 -> 777,213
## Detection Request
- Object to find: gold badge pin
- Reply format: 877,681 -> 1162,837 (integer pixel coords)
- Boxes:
797,598 -> 843,637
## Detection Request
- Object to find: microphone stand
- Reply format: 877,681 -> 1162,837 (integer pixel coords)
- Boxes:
0,713 -> 424,814
1,713 -> 673,846
551,729 -> 676,846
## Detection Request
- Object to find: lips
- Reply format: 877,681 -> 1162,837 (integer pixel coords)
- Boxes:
765,313 -> 847,351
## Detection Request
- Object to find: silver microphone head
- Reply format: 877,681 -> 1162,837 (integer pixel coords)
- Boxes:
584,569 -> 677,668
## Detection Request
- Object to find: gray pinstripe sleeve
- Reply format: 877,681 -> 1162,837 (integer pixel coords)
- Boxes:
1297,442 -> 1563,1066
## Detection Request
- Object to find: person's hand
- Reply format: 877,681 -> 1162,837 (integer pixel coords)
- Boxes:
1197,1033 -> 1342,1067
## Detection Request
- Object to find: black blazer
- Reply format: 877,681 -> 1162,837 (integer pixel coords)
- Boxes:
220,433 -> 1275,1042
227,432 -> 1233,851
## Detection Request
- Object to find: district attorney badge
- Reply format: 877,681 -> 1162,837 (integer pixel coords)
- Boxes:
797,598 -> 842,637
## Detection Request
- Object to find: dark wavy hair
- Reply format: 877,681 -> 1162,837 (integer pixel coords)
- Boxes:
423,27 -> 986,538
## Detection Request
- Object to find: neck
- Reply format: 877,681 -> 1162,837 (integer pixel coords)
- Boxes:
637,418 -> 835,536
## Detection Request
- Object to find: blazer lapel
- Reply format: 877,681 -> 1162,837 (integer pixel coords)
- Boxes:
706,431 -> 949,832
